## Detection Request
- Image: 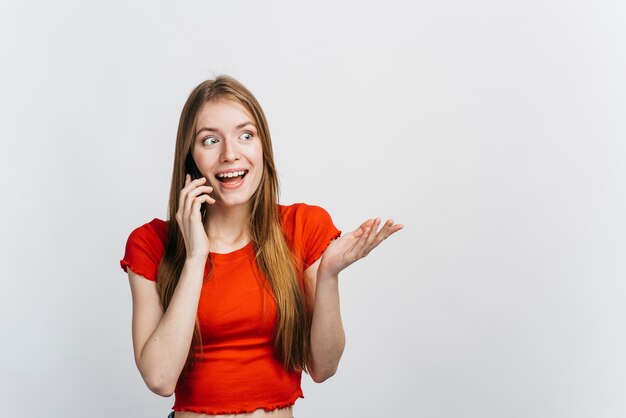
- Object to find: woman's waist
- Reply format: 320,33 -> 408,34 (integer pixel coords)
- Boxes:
172,405 -> 293,418
174,362 -> 302,413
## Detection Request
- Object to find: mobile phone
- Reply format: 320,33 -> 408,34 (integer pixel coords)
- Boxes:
185,154 -> 208,219
185,154 -> 203,180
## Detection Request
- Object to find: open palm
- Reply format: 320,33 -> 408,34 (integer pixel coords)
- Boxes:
319,218 -> 403,276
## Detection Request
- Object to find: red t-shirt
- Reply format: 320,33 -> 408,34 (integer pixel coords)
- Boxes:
119,203 -> 341,414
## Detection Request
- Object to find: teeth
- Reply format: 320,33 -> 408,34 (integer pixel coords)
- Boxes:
217,170 -> 247,178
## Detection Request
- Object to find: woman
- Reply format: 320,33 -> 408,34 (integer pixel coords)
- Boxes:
120,75 -> 403,417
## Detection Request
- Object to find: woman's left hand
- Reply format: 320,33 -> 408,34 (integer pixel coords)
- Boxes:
319,218 -> 403,276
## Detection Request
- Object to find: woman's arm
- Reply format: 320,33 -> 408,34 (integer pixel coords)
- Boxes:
304,258 -> 345,383
305,217 -> 403,382
128,255 -> 206,397
129,175 -> 214,396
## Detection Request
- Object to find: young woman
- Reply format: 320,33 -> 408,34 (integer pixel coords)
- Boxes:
120,75 -> 403,418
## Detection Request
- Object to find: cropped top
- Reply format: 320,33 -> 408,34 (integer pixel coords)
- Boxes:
119,203 -> 341,414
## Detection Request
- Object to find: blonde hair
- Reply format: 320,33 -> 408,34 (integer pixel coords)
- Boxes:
156,75 -> 309,378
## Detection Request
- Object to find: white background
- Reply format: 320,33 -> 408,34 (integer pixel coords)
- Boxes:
1,1 -> 625,417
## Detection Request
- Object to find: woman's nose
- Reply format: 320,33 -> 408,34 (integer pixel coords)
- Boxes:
220,137 -> 239,162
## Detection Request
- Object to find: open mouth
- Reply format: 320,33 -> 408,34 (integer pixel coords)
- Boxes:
215,170 -> 249,184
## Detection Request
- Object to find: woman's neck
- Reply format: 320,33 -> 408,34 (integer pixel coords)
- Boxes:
205,203 -> 252,247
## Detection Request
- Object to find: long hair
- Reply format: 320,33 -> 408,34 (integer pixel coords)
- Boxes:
155,75 -> 310,379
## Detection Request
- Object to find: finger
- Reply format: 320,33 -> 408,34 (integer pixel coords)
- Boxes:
382,221 -> 403,238
365,217 -> 381,246
362,219 -> 398,254
178,176 -> 190,216
184,180 -> 209,218
373,220 -> 403,246
190,187 -> 214,211
388,223 -> 404,234
182,176 -> 206,193
352,225 -> 366,238
204,193 -> 216,205
191,186 -> 215,210
190,195 -> 204,219
179,176 -> 204,216
377,219 -> 396,240
199,193 -> 216,207
183,184 -> 199,218
353,227 -> 370,254
359,218 -> 375,228
189,185 -> 214,199
353,223 -> 375,254
351,218 -> 374,238
376,219 -> 399,237
190,195 -> 214,220
358,223 -> 379,255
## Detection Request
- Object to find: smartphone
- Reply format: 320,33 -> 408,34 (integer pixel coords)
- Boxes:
185,154 -> 203,181
185,154 -> 208,219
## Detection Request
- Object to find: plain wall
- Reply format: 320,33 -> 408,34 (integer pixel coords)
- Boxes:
1,1 -> 625,417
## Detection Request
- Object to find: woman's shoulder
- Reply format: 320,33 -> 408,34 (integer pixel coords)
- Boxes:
277,202 -> 332,222
120,218 -> 170,280
127,217 -> 170,246
277,202 -> 341,269
277,202 -> 337,237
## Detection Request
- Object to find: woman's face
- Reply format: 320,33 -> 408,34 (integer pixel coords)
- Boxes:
191,98 -> 264,209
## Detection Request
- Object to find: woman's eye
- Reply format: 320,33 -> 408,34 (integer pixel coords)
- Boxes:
240,132 -> 253,141
203,136 -> 219,145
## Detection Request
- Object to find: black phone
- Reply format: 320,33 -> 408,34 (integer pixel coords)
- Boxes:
185,155 -> 208,219
185,154 -> 203,180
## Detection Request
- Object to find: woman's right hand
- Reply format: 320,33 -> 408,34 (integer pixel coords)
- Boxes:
175,174 -> 215,259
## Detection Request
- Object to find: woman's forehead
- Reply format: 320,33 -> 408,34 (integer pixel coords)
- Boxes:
196,99 -> 253,127
193,99 -> 257,138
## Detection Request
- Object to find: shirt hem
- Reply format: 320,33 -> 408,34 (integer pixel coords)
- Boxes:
172,392 -> 304,415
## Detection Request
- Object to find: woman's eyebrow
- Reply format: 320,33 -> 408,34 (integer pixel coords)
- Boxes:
195,122 -> 256,137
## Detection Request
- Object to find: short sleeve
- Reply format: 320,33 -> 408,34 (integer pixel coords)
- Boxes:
119,222 -> 165,281
300,205 -> 342,269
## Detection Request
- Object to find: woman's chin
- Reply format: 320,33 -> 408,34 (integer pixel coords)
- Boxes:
212,197 -> 252,209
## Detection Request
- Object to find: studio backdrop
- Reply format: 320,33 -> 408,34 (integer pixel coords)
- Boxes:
1,1 -> 624,417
